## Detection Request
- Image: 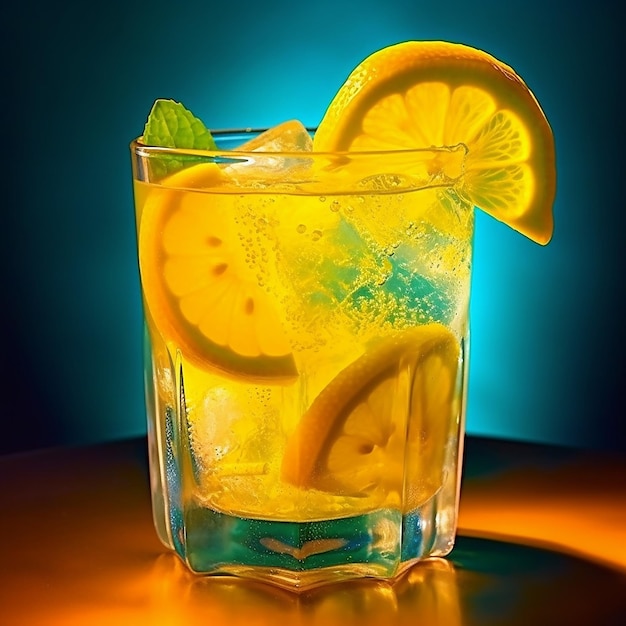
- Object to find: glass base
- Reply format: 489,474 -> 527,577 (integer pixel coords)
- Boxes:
164,490 -> 456,591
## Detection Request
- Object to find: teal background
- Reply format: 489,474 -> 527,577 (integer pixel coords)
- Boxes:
2,0 -> 622,454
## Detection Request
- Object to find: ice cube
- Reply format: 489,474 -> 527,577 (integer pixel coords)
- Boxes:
236,120 -> 313,152
222,120 -> 313,189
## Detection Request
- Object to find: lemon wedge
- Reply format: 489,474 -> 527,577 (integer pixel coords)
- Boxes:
313,41 -> 556,244
138,162 -> 297,382
281,324 -> 461,510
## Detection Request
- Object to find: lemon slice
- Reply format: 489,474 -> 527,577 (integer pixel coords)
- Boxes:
281,324 -> 460,509
138,162 -> 298,382
313,41 -> 556,244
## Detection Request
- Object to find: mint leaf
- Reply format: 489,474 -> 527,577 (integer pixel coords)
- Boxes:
142,99 -> 217,177
143,99 -> 216,149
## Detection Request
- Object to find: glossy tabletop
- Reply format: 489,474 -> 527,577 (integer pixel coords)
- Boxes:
1,436 -> 625,625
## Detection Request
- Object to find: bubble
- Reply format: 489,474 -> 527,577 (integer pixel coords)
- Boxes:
357,174 -> 412,192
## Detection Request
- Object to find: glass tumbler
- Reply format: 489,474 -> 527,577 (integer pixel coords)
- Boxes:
131,130 -> 473,590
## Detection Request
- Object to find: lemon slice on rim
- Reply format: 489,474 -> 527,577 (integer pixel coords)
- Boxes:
281,324 -> 461,509
313,40 -> 556,244
138,162 -> 298,382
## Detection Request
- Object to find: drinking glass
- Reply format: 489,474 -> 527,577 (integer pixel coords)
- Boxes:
131,129 -> 473,590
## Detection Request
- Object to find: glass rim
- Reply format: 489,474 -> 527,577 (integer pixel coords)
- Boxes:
130,128 -> 468,159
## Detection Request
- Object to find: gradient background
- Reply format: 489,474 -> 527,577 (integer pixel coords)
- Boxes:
2,0 -> 622,454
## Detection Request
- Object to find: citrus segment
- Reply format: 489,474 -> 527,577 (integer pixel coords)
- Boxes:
281,324 -> 461,509
138,163 -> 297,382
313,41 -> 555,244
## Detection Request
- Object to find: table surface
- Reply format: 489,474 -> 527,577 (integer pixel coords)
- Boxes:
1,435 -> 625,626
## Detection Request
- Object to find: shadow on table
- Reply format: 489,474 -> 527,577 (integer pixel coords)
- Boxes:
142,536 -> 626,626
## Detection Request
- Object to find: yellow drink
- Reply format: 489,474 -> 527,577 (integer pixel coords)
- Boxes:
133,132 -> 473,588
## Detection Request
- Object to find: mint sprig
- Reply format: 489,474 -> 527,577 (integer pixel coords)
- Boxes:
142,99 -> 217,178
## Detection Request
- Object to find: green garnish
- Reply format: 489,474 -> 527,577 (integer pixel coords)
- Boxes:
142,99 -> 216,177
143,99 -> 216,149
